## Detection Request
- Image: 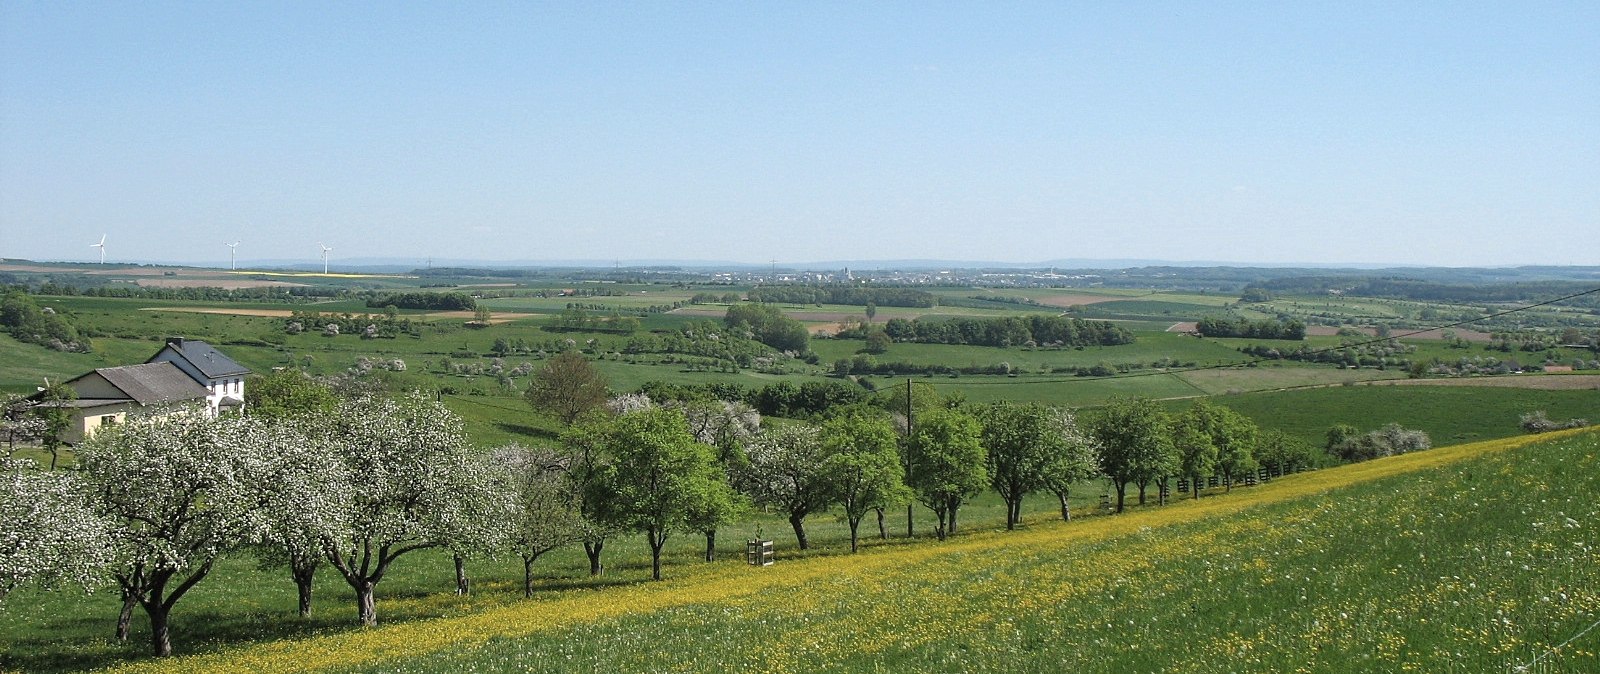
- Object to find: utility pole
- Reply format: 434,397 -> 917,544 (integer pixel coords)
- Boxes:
905,377 -> 914,538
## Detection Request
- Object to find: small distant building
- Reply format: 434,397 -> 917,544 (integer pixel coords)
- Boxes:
30,337 -> 249,444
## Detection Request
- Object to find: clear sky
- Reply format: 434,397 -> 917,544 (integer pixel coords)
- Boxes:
2,2 -> 1596,267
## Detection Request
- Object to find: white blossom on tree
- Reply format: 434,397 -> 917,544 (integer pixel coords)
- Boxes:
251,418 -> 350,618
317,393 -> 508,626
739,423 -> 831,550
77,412 -> 271,657
0,459 -> 112,602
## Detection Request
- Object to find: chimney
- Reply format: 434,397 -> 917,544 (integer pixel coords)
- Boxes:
167,336 -> 185,348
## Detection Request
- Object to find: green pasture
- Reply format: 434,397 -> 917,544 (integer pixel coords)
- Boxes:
1188,384 -> 1600,448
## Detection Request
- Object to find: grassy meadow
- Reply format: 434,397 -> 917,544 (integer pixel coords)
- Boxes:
18,430 -> 1588,674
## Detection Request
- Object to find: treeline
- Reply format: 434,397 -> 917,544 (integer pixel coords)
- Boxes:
1238,341 -> 1414,368
725,304 -> 810,353
874,315 -> 1134,348
1254,277 -> 1600,309
283,309 -> 421,339
639,379 -> 871,419
37,283 -> 336,302
364,292 -> 476,311
0,289 -> 90,352
550,307 -> 641,333
746,285 -> 937,308
1196,316 -> 1306,340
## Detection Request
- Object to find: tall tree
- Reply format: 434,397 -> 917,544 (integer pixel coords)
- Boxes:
672,399 -> 759,561
586,408 -> 740,580
490,445 -> 586,597
1038,408 -> 1100,522
252,417 -> 349,618
820,410 -> 910,552
1090,396 -> 1176,513
906,408 -> 987,540
318,394 -> 506,626
77,413 -> 269,657
979,402 -> 1057,529
739,423 -> 832,550
559,419 -> 623,576
1173,406 -> 1218,500
525,350 -> 610,424
1186,401 -> 1258,491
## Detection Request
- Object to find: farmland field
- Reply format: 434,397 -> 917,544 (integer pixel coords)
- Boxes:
30,430 -> 1594,674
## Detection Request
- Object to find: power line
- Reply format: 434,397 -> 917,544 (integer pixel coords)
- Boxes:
947,286 -> 1600,387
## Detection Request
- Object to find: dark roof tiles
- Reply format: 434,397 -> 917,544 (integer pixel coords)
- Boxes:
94,363 -> 210,405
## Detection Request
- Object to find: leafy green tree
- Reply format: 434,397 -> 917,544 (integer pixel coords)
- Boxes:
1255,430 -> 1317,475
740,423 -> 832,549
978,402 -> 1056,530
1038,408 -> 1100,521
863,330 -> 891,354
906,409 -> 987,540
525,350 -> 610,424
33,382 -> 76,470
820,410 -> 910,552
1090,396 -> 1176,512
245,369 -> 338,420
1172,417 -> 1216,500
586,408 -> 739,580
491,445 -> 586,597
673,400 -> 759,561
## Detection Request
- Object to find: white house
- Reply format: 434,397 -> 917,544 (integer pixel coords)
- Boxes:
28,337 -> 250,444
145,337 -> 250,415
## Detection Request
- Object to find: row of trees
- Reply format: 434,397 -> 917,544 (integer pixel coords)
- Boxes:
1195,316 -> 1307,340
363,291 -> 477,311
745,285 -> 937,308
873,315 -> 1135,348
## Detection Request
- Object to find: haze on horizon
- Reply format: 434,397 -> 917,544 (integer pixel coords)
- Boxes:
2,3 -> 1596,268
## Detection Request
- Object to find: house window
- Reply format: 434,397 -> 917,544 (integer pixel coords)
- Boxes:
101,415 -> 117,426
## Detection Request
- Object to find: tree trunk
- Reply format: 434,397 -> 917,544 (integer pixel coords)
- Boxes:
522,555 -> 538,598
648,528 -> 665,581
906,504 -> 914,538
1115,482 -> 1127,513
875,507 -> 887,539
1003,495 -> 1018,530
848,517 -> 861,553
788,512 -> 809,550
1057,491 -> 1071,522
933,507 -> 948,541
1192,474 -> 1201,500
292,565 -> 315,618
947,498 -> 960,535
1137,481 -> 1148,505
355,581 -> 377,627
584,540 -> 604,576
146,602 -> 172,657
453,555 -> 470,596
116,590 -> 136,641
704,529 -> 716,562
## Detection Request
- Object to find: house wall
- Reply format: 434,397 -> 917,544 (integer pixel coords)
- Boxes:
68,403 -> 137,444
68,373 -> 126,400
148,347 -> 243,415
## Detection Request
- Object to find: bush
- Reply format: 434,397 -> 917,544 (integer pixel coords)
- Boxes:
1519,410 -> 1590,434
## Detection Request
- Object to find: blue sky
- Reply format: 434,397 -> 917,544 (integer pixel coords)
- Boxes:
2,2 -> 1596,267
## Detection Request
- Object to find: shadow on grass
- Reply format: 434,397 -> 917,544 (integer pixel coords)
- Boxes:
494,421 -> 559,441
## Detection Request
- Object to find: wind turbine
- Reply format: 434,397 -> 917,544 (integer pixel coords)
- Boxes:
226,241 -> 240,270
318,242 -> 333,274
90,235 -> 106,264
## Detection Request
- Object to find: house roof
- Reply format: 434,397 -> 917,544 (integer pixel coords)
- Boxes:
89,362 -> 209,406
152,338 -> 250,379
